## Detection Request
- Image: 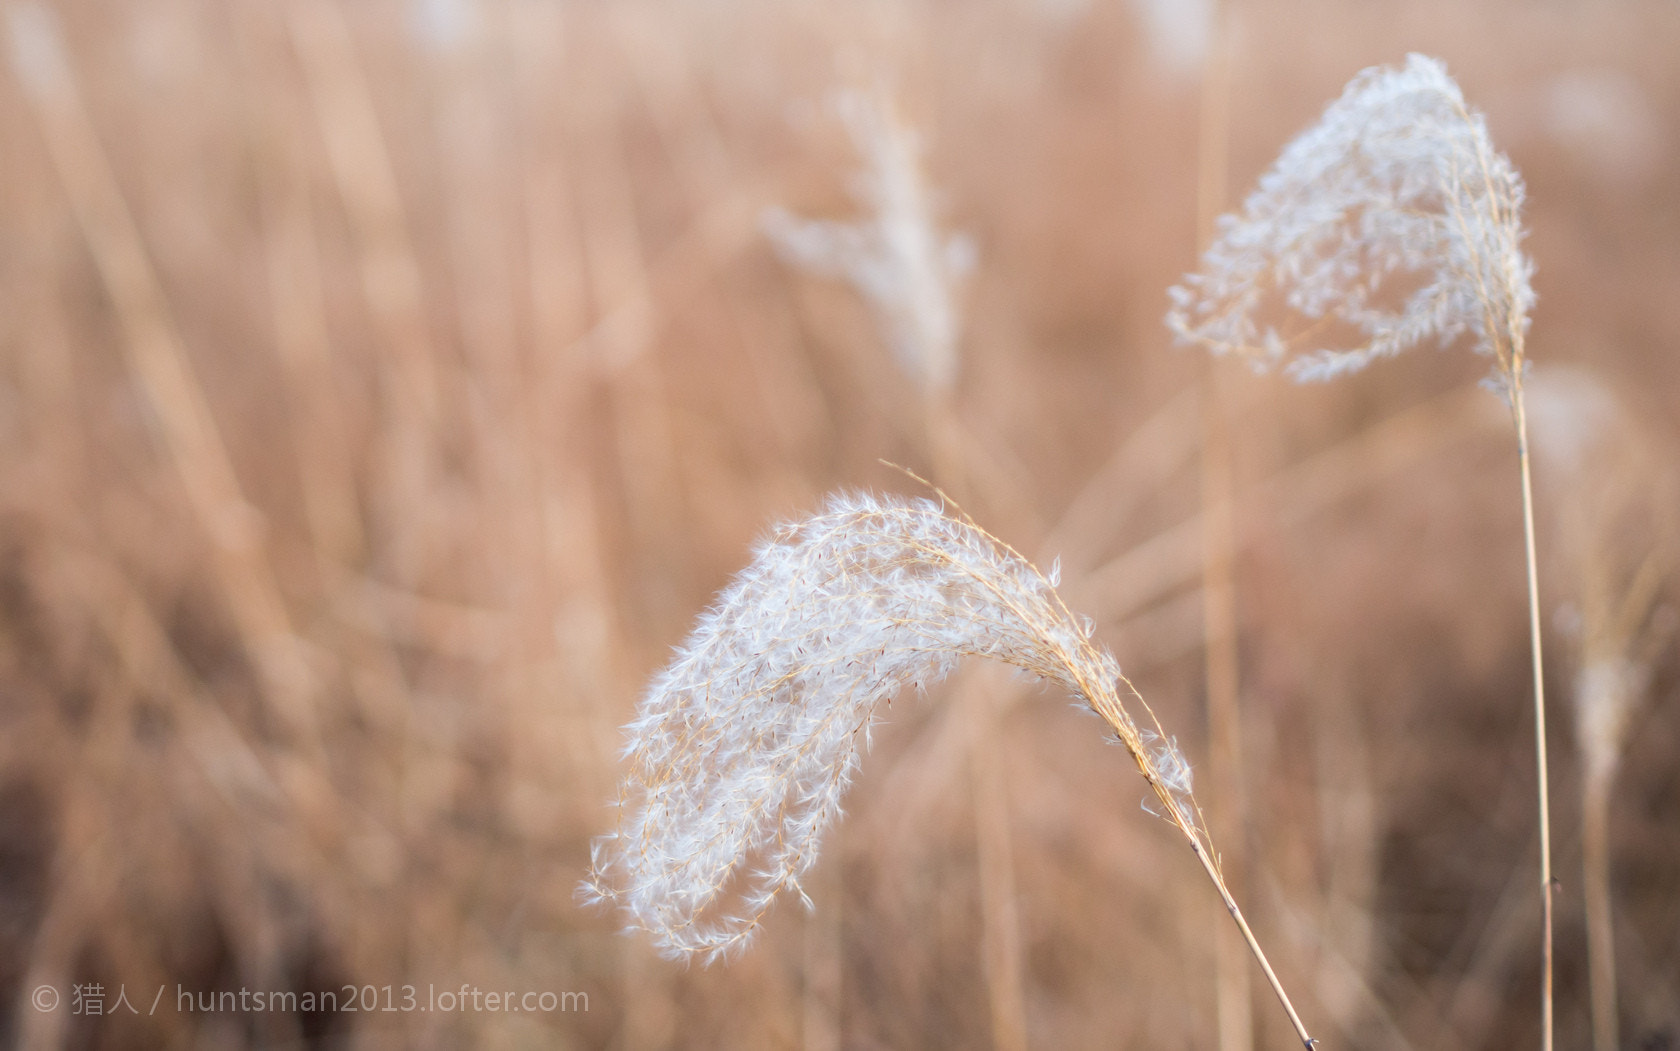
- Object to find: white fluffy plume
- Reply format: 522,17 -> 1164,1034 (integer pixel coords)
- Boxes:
1168,54 -> 1534,390
582,491 -> 1188,961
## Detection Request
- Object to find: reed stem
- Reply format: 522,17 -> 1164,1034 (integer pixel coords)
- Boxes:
1174,806 -> 1315,1048
1512,386 -> 1554,1051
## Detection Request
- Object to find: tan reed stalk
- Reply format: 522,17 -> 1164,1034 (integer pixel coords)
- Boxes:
1512,386 -> 1554,1051
922,266 -> 1028,1051
287,0 -> 441,425
236,2 -> 365,573
506,0 -> 623,714
1200,380 -> 1256,1051
516,16 -> 682,1045
1573,544 -> 1668,1051
1193,4 -> 1256,1045
1580,677 -> 1622,1051
1580,767 -> 1614,1051
930,400 -> 1031,1051
801,830 -> 844,1051
966,675 -> 1029,1051
569,89 -> 687,613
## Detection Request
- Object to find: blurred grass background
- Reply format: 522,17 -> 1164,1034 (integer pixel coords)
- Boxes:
0,0 -> 1676,1047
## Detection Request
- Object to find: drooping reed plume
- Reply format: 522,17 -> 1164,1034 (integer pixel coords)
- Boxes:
584,491 -> 1316,1046
1168,53 -> 1552,1048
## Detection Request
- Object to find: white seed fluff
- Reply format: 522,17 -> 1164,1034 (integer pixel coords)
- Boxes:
1167,54 -> 1534,390
582,492 -> 1135,961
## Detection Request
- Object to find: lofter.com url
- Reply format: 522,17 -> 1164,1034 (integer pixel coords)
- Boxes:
178,985 -> 587,1014
33,983 -> 587,1016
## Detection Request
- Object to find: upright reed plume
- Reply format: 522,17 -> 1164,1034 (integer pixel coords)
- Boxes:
1168,54 -> 1533,388
1168,53 -> 1552,1047
584,491 -> 1315,1046
762,88 -> 974,395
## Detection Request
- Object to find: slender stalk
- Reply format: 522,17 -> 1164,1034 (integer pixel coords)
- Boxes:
1172,801 -> 1315,1048
1581,770 -> 1616,1051
1201,378 -> 1256,1051
1512,386 -> 1553,1051
1116,671 -> 1312,1047
970,706 -> 1028,1051
1194,6 -> 1254,1048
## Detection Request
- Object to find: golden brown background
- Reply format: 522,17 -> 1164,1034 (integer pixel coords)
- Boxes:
1,0 -> 1676,1047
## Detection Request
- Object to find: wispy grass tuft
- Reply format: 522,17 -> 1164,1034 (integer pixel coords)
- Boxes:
1168,54 -> 1533,391
583,491 -> 1136,959
584,488 -> 1315,1044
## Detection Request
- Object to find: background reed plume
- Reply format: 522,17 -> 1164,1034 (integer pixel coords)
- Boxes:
763,88 -> 973,399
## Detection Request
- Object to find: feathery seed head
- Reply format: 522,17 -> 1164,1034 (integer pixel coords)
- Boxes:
583,492 -> 1179,961
1168,54 -> 1534,392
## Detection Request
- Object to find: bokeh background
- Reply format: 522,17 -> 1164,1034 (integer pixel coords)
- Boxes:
1,0 -> 1676,1047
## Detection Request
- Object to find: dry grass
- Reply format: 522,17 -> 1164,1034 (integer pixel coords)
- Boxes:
0,1 -> 1677,1048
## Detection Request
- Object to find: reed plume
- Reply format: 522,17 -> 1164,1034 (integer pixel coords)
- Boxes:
1168,53 -> 1553,1048
1168,54 -> 1532,391
762,88 -> 974,396
584,490 -> 1314,1044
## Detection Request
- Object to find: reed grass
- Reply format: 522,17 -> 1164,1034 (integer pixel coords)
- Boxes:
584,487 -> 1316,1044
1191,7 -> 1256,1045
1169,53 -> 1552,1048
